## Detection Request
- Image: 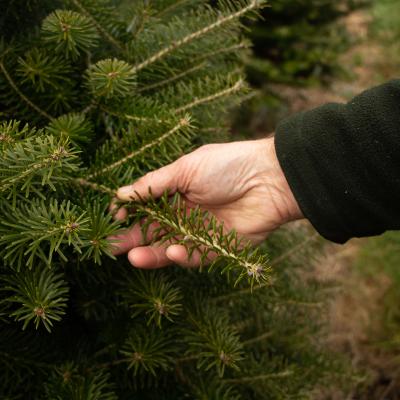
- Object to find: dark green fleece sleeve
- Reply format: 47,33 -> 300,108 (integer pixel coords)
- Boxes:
275,80 -> 400,244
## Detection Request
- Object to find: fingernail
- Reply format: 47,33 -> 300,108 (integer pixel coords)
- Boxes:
117,185 -> 133,200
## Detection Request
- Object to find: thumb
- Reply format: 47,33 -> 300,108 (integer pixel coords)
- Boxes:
116,161 -> 180,202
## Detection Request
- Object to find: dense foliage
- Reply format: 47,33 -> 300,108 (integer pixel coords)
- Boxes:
0,1 -> 346,398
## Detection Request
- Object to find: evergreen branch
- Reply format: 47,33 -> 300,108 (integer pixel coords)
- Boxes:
174,79 -> 244,113
86,115 -> 191,179
137,42 -> 249,94
155,0 -> 194,18
86,58 -> 136,99
120,326 -> 177,376
130,192 -> 271,286
131,0 -> 261,73
119,270 -> 183,327
185,308 -> 243,377
70,0 -> 125,53
0,120 -> 39,151
241,331 -> 274,346
1,268 -> 69,332
194,41 -> 250,63
99,105 -> 170,124
0,61 -> 53,121
222,370 -> 293,384
137,62 -> 207,93
0,136 -> 79,198
74,178 -> 115,195
79,200 -> 121,265
0,199 -> 90,269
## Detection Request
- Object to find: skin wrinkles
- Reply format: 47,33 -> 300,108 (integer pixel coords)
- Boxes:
110,136 -> 303,269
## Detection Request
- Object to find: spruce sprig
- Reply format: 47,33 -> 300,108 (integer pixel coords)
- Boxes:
0,135 -> 79,200
120,326 -> 177,376
1,267 -> 69,332
42,9 -> 99,59
120,270 -> 183,327
0,120 -> 39,151
128,192 -> 272,287
87,114 -> 193,184
185,307 -> 244,377
46,113 -> 94,147
17,49 -> 73,93
0,199 -> 90,269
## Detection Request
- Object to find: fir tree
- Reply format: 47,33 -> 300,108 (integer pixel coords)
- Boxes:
0,1 -> 346,398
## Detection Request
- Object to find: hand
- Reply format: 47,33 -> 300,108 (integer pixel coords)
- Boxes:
109,136 -> 303,269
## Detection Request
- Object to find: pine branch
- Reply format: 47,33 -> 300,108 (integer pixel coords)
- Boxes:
185,307 -> 243,377
1,267 -> 69,332
194,41 -> 250,63
86,115 -> 192,180
137,61 -> 207,93
155,0 -> 196,19
222,371 -> 293,384
0,61 -> 53,120
174,78 -> 245,113
129,192 -> 272,286
74,178 -> 115,195
120,326 -> 177,376
0,135 -> 79,200
70,0 -> 125,53
241,331 -> 274,346
119,270 -> 183,327
131,0 -> 262,73
0,199 -> 90,269
0,120 -> 38,151
137,40 -> 249,94
46,113 -> 94,148
99,106 -> 170,124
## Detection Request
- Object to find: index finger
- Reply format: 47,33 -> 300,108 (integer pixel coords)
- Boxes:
116,162 -> 180,202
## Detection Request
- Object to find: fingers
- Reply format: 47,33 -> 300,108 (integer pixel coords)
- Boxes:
166,244 -> 217,269
109,198 -> 127,220
108,221 -> 163,256
128,241 -> 172,269
127,243 -> 217,269
116,161 -> 181,202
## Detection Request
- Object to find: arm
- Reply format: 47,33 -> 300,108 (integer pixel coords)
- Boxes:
111,80 -> 400,269
275,80 -> 400,243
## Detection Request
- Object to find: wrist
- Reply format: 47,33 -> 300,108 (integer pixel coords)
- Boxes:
261,136 -> 303,224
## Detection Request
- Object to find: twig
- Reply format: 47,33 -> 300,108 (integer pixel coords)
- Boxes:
85,115 -> 191,179
174,79 -> 245,113
71,0 -> 125,53
223,370 -> 293,384
131,0 -> 260,73
0,61 -> 53,121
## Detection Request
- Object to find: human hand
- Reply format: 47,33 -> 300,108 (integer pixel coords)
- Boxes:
110,136 -> 303,269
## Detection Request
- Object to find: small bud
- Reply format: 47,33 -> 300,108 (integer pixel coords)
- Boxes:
60,22 -> 70,32
63,370 -> 72,383
154,300 -> 168,316
219,351 -> 232,365
0,134 -> 13,143
247,264 -> 263,278
132,352 -> 143,362
34,307 -> 46,319
65,221 -> 80,235
51,146 -> 68,161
